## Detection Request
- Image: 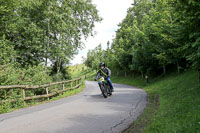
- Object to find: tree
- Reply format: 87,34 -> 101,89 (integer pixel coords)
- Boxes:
175,0 -> 200,68
85,0 -> 200,77
0,0 -> 101,69
0,0 -> 18,65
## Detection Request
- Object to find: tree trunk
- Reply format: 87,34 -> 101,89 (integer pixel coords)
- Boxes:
163,65 -> 166,75
56,58 -> 61,74
124,71 -> 127,77
55,58 -> 62,81
45,4 -> 50,72
141,71 -> 144,78
177,61 -> 180,73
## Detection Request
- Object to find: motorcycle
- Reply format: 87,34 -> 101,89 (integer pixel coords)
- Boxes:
97,77 -> 112,98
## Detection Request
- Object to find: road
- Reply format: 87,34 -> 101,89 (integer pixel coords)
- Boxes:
0,81 -> 147,133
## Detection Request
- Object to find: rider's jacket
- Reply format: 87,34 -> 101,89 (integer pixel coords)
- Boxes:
96,67 -> 111,79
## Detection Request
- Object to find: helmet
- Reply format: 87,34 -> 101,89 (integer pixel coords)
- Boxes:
99,62 -> 105,67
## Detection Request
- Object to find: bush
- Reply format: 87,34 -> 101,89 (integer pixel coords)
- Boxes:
0,64 -> 52,113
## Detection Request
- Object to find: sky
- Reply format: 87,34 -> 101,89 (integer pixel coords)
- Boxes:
70,0 -> 133,65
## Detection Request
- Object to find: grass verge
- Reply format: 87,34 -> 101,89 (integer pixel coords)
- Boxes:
112,71 -> 200,133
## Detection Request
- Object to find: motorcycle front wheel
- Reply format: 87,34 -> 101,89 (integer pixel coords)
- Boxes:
100,84 -> 108,98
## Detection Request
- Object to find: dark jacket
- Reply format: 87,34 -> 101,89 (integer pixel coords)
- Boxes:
96,67 -> 111,79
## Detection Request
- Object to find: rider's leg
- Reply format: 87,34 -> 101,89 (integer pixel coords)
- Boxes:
98,81 -> 102,88
98,81 -> 103,94
106,77 -> 114,91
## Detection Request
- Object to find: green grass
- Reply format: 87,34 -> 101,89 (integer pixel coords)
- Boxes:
69,64 -> 86,78
111,71 -> 200,133
112,76 -> 146,88
69,64 -> 96,80
50,82 -> 85,101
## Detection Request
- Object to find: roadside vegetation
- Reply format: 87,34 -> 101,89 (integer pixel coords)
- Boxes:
113,71 -> 200,133
0,63 -> 85,114
0,83 -> 84,114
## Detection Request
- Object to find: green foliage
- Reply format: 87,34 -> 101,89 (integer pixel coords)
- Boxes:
0,0 -> 101,68
0,35 -> 15,65
175,0 -> 200,68
20,65 -> 52,85
0,64 -> 52,86
85,0 -> 200,76
85,44 -> 104,70
0,64 -> 52,113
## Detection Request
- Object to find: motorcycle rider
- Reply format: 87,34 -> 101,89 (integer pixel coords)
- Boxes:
95,62 -> 114,92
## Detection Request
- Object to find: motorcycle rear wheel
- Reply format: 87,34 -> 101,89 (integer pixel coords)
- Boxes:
107,85 -> 112,96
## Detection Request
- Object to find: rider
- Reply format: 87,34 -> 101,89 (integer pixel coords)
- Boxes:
95,62 -> 114,92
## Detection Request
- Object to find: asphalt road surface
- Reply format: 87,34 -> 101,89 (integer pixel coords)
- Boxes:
0,81 -> 147,133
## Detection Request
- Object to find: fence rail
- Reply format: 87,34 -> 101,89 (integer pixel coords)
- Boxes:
0,78 -> 82,103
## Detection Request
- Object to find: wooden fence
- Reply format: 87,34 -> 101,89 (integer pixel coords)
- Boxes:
0,78 -> 82,103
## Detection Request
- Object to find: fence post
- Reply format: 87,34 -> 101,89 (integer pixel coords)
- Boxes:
46,87 -> 49,101
75,79 -> 77,87
70,81 -> 73,89
78,78 -> 81,88
22,88 -> 26,105
62,83 -> 65,94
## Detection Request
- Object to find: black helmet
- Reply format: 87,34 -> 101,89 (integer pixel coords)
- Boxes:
99,62 -> 105,67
